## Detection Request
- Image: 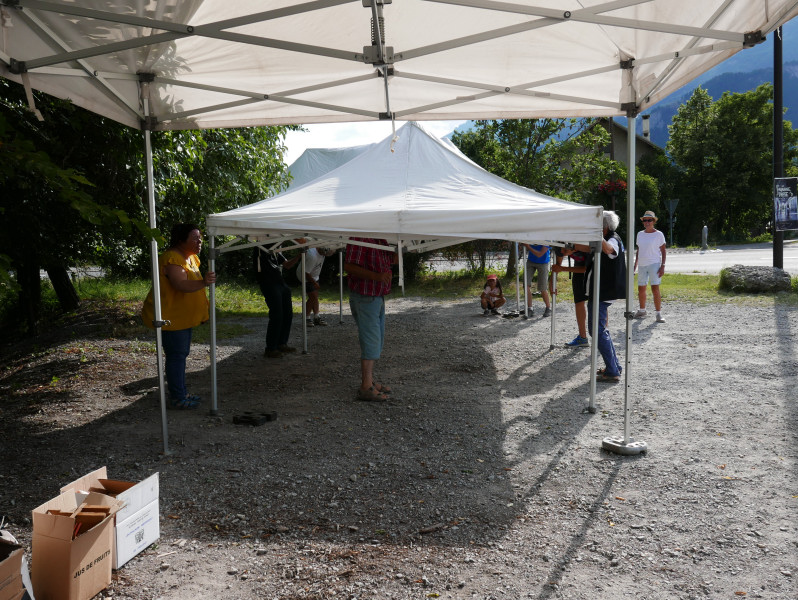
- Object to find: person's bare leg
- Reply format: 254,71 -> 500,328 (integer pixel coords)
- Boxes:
541,289 -> 551,309
637,285 -> 647,310
575,300 -> 587,338
652,285 -> 662,311
309,291 -> 320,316
360,358 -> 375,392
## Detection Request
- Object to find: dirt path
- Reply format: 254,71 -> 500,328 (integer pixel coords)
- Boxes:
1,296 -> 796,599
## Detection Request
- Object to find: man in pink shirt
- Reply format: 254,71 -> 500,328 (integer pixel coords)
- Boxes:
344,238 -> 396,402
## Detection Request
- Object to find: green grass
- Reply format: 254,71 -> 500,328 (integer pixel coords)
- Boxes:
2,270 -> 796,342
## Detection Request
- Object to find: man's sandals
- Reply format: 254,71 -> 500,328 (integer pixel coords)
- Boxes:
356,382 -> 392,402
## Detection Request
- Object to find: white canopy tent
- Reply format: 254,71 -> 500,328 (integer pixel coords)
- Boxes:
207,121 -> 603,386
2,0 -> 796,454
209,122 -> 602,246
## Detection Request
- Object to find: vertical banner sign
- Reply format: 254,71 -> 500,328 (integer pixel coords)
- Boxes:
774,177 -> 798,231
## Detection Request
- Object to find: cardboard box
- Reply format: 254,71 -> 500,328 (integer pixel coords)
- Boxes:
0,537 -> 23,589
32,490 -> 122,600
0,575 -> 22,600
61,467 -> 160,569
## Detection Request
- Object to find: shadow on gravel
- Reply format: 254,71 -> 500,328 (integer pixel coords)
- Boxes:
2,298 -> 616,556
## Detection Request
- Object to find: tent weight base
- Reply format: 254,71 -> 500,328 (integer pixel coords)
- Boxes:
602,436 -> 647,455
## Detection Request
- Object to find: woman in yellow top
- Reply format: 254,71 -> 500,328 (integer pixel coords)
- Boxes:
142,223 -> 216,409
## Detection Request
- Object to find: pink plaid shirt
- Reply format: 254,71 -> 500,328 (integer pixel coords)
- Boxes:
345,238 -> 393,297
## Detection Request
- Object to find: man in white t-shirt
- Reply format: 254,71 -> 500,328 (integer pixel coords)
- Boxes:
633,210 -> 667,323
297,247 -> 335,326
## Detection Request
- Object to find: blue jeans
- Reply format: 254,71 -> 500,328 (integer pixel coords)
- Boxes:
260,280 -> 293,350
349,291 -> 385,360
162,328 -> 193,400
587,300 -> 622,377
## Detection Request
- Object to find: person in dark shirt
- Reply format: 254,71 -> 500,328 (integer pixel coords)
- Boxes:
253,244 -> 303,358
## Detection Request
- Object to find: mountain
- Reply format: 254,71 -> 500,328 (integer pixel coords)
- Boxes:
645,61 -> 798,147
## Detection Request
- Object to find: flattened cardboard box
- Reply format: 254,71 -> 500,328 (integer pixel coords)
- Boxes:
0,575 -> 22,600
61,467 -> 160,569
0,537 -> 23,590
32,490 -> 122,600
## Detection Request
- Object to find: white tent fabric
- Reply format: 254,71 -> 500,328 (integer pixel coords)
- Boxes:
208,122 -> 603,247
287,143 -> 377,190
1,1 -> 795,130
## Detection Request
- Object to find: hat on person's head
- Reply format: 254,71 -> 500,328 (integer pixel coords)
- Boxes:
640,210 -> 658,222
487,274 -> 498,280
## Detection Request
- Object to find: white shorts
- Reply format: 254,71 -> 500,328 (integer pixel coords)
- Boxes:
638,263 -> 662,286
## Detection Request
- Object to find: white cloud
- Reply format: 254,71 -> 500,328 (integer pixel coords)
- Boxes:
283,120 -> 467,166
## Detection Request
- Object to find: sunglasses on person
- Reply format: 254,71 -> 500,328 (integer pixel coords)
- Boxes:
642,218 -> 654,222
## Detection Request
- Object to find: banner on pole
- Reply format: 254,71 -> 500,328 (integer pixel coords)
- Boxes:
774,178 -> 798,231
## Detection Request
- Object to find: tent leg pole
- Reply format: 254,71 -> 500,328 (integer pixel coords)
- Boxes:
339,250 -> 344,324
549,252 -> 556,350
522,255 -> 529,319
602,115 -> 647,456
588,245 -> 600,414
209,235 -> 218,416
301,251 -> 308,354
398,240 -> 404,296
142,97 -> 170,456
514,242 -> 526,314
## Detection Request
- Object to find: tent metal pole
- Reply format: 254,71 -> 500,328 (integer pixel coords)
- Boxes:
398,240 -> 405,296
301,250 -> 308,354
602,115 -> 647,455
588,242 -> 600,414
208,235 -> 218,416
549,250 -> 556,349
142,94 -> 170,455
522,247 -> 529,319
339,249 -> 344,324
514,242 -> 521,313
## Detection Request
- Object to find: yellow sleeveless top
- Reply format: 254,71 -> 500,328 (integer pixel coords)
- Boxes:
141,249 -> 209,331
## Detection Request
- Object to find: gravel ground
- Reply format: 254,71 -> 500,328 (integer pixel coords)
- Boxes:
1,294 -> 797,600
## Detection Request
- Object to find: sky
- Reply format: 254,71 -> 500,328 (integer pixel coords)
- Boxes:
283,120 -> 467,166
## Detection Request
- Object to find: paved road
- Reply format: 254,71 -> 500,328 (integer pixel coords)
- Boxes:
665,241 -> 798,275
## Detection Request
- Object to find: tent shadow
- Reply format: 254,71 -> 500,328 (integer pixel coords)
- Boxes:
3,296 -> 615,555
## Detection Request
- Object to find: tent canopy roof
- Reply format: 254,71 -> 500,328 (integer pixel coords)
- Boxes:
207,122 -> 604,250
2,1 -> 795,131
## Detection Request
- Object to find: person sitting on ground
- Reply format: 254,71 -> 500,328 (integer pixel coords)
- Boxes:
633,210 -> 667,323
551,244 -> 592,347
141,223 -> 216,409
480,274 -> 506,315
297,246 -> 335,327
523,243 -> 552,317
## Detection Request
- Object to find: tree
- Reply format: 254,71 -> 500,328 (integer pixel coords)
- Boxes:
666,84 -> 798,243
452,119 -> 620,275
1,79 -> 292,333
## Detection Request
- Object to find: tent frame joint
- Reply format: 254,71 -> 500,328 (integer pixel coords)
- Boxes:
141,116 -> 158,130
379,111 -> 395,120
743,30 -> 765,48
9,58 -> 26,75
621,102 -> 638,117
619,58 -> 634,70
138,72 -> 156,83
